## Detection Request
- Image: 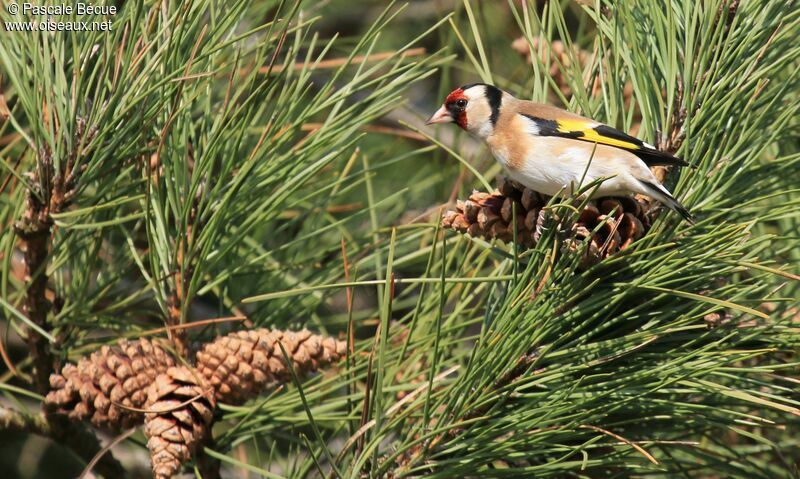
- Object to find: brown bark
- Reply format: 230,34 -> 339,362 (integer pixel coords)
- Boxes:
14,180 -> 56,394
14,123 -> 87,392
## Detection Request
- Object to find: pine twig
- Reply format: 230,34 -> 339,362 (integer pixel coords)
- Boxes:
452,348 -> 542,434
394,350 -> 542,474
163,143 -> 198,359
12,119 -> 92,393
14,155 -> 57,394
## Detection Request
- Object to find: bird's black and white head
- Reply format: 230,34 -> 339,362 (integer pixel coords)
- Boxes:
426,83 -> 504,139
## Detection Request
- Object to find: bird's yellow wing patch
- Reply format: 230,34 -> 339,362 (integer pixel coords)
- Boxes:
519,113 -> 690,168
555,119 -> 642,150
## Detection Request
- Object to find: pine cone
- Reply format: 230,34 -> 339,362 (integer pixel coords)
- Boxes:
195,328 -> 347,404
443,177 -> 653,267
144,366 -> 216,479
44,338 -> 175,430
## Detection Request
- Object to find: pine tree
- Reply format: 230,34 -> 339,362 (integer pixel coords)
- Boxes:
1,0 -> 798,477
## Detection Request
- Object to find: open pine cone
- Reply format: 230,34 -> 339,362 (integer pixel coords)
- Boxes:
144,366 -> 216,479
44,338 -> 175,430
44,328 -> 347,478
195,328 -> 347,404
442,177 -> 653,268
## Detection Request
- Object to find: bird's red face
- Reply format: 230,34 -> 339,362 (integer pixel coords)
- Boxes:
426,88 -> 469,129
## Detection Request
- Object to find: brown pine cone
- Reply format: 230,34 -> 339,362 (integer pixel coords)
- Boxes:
195,328 -> 347,405
443,177 -> 653,267
144,366 -> 216,479
44,338 -> 175,430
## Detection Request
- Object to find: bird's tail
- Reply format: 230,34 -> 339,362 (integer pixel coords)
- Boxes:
639,181 -> 696,224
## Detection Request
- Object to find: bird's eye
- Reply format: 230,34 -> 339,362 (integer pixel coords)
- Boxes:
456,99 -> 468,108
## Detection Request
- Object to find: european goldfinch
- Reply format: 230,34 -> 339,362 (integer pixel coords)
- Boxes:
427,83 -> 694,223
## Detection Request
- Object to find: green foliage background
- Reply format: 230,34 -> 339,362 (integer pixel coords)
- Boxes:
0,0 -> 798,477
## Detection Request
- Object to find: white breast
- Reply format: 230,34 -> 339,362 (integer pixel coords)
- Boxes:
494,136 -> 644,198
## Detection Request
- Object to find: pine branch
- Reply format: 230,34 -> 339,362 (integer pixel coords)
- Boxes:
10,117 -> 92,393
13,190 -> 55,393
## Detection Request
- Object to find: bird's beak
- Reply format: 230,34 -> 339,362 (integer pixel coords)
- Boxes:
425,106 -> 452,125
